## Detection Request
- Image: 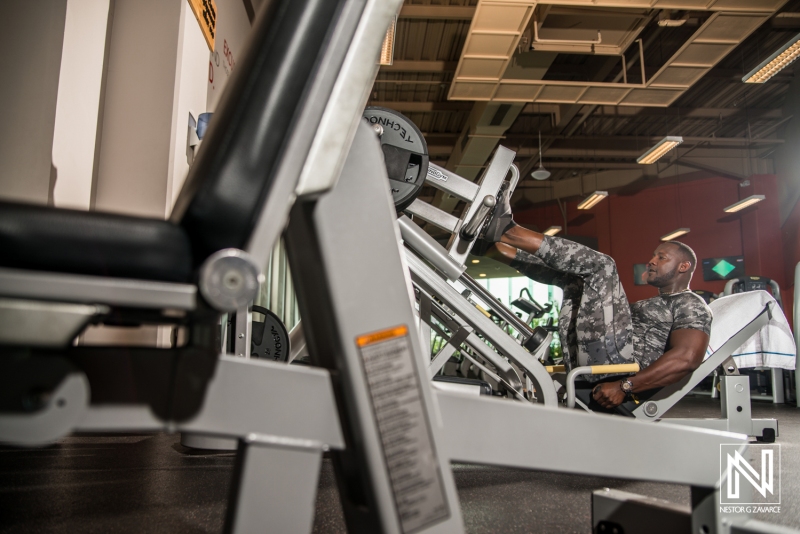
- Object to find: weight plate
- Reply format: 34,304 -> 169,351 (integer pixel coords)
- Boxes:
363,107 -> 429,211
250,305 -> 290,362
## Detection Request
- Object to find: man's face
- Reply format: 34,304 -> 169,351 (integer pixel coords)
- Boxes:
645,243 -> 686,287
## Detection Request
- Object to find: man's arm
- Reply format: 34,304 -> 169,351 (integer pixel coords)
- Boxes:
592,328 -> 709,409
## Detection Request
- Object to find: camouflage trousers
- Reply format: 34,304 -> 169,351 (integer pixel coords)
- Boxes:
510,235 -> 634,374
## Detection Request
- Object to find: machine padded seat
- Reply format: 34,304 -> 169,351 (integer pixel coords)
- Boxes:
0,201 -> 192,283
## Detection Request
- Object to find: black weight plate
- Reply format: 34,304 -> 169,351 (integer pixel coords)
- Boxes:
250,305 -> 290,362
363,107 -> 429,211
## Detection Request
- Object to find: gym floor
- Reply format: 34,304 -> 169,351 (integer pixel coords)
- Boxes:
1,397 -> 798,533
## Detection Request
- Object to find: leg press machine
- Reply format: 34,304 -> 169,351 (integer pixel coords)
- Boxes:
0,0 -> 794,532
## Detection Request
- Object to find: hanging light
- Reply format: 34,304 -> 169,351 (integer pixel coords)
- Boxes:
577,191 -> 607,210
531,131 -> 551,180
637,136 -> 683,164
661,228 -> 690,241
743,33 -> 800,84
724,195 -> 765,213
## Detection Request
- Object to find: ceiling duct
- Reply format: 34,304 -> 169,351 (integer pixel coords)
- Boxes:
448,0 -> 785,107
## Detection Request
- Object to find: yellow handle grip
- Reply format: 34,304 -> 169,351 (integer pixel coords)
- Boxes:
474,304 -> 492,318
545,365 -> 566,374
589,363 -> 640,375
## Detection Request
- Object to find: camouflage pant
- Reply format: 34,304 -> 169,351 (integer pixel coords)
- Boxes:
510,236 -> 633,374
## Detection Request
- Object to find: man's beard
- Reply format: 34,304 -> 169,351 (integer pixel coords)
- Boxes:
647,265 -> 679,287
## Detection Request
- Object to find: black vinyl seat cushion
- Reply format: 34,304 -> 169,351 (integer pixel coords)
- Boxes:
0,202 -> 193,283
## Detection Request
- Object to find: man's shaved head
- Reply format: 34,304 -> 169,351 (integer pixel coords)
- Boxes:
646,241 -> 697,289
665,241 -> 697,274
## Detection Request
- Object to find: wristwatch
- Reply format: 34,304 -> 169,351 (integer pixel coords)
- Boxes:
620,379 -> 634,396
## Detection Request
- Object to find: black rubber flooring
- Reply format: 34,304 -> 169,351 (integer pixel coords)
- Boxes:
1,397 -> 798,533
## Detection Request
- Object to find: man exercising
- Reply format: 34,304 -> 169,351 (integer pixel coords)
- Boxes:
478,188 -> 712,410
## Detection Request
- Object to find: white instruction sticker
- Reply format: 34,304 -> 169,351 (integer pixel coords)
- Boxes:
357,326 -> 450,533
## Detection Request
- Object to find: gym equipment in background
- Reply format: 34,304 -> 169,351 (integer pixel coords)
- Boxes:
795,262 -> 800,408
724,275 -> 789,403
725,275 -> 783,308
692,289 -> 717,304
511,288 -> 552,322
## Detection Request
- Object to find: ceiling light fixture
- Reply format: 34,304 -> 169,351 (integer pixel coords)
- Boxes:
577,191 -> 608,210
479,273 -> 487,277
743,33 -> 800,84
471,259 -> 480,264
724,195 -> 765,213
543,226 -> 562,236
661,228 -> 690,241
657,10 -> 687,27
379,16 -> 397,66
637,136 -> 683,164
657,18 -> 687,27
531,131 -> 551,180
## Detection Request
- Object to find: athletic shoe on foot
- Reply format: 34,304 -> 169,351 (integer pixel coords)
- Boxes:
479,181 -> 517,243
471,237 -> 493,257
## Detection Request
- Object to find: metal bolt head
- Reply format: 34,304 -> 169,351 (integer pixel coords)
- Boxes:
735,383 -> 745,393
238,333 -> 245,339
727,366 -> 735,373
223,270 -> 243,290
372,123 -> 384,137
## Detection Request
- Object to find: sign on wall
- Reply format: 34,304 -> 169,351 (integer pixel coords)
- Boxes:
702,256 -> 745,282
206,0 -> 251,111
187,0 -> 217,51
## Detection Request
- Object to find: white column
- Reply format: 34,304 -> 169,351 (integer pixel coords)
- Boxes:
52,0 -> 111,210
165,0 -> 212,215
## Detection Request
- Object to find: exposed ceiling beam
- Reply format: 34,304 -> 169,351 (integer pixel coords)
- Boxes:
530,161 -> 644,170
380,60 -> 457,72
426,136 -> 783,157
505,135 -> 785,146
399,5 -> 475,19
672,160 -> 748,181
541,106 -> 785,120
366,101 -> 473,112
518,54 -> 626,179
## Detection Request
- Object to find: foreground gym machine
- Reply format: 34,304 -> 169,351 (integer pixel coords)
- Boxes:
0,0 -> 792,533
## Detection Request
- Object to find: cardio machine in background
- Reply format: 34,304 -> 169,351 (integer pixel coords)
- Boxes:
722,275 -> 793,404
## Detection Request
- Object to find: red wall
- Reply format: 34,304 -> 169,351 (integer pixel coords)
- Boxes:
516,175 -> 789,315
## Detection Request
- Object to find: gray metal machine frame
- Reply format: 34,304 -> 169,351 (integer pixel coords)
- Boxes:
0,2 -> 792,533
0,124 -> 788,534
400,147 -> 777,440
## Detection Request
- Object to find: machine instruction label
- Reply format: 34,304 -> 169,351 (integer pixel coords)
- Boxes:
357,325 -> 450,533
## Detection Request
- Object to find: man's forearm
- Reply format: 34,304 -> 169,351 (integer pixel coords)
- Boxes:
629,349 -> 698,393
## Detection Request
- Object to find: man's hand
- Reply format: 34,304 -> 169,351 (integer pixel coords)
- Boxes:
592,381 -> 626,409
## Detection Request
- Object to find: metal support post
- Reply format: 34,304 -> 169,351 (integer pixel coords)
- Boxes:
233,306 -> 252,358
720,375 -> 754,435
771,368 -> 785,404
224,438 -> 324,534
285,123 -> 464,533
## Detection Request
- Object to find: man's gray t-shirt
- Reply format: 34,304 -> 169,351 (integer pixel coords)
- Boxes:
630,292 -> 713,369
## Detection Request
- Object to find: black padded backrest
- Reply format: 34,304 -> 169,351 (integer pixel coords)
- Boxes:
170,0 -> 346,266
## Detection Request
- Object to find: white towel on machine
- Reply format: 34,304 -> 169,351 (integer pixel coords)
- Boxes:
705,291 -> 796,370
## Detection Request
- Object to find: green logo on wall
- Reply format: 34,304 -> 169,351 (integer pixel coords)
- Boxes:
712,260 -> 736,278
